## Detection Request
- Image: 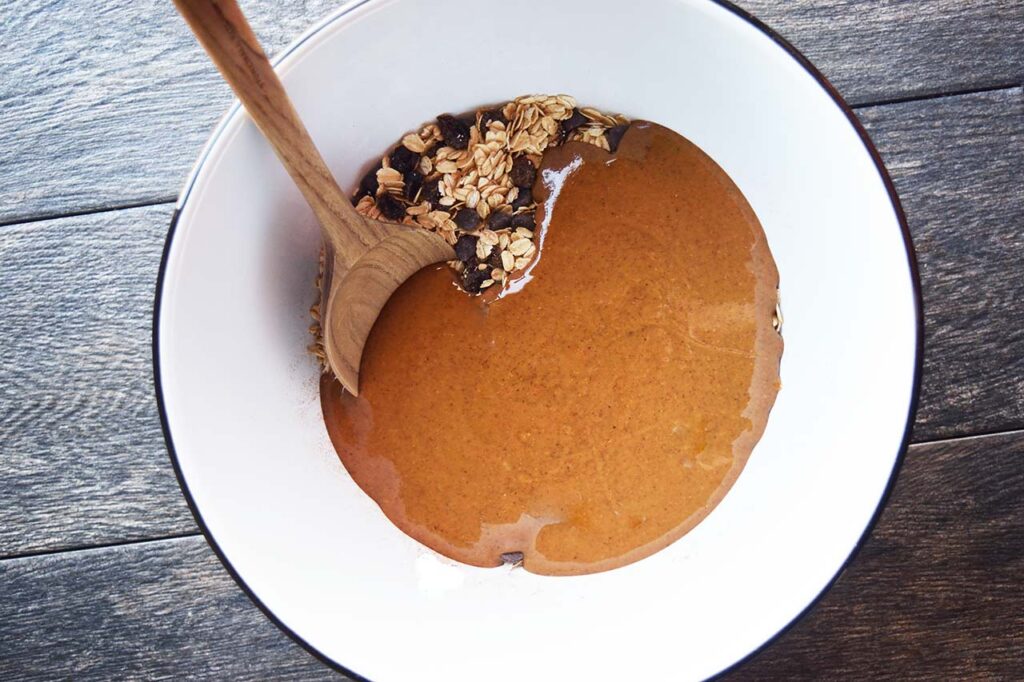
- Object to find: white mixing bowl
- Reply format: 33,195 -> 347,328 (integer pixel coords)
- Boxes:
154,0 -> 921,678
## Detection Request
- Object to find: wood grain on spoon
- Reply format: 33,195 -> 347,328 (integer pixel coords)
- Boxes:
173,0 -> 454,395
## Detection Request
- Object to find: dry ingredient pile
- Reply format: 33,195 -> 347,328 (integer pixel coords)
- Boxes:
351,94 -> 629,293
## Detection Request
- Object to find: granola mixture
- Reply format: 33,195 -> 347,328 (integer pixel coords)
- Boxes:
352,94 -> 629,293
309,95 -> 629,367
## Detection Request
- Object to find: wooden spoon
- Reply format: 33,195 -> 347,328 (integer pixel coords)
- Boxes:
174,0 -> 455,395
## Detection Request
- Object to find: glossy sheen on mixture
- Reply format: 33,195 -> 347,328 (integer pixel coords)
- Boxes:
321,122 -> 782,575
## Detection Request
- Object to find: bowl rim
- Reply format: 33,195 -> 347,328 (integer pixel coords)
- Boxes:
152,0 -> 923,678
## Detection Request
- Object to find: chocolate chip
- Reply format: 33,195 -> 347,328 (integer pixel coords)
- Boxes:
606,124 -> 628,152
453,207 -> 481,231
389,145 -> 420,173
376,193 -> 406,221
479,108 -> 507,132
487,210 -> 514,231
454,234 -> 478,262
403,169 -> 424,201
420,180 -> 441,207
462,266 -> 489,294
436,114 -> 471,150
511,212 -> 535,229
511,187 -> 532,210
509,156 -> 536,188
356,165 -> 380,200
561,108 -> 588,134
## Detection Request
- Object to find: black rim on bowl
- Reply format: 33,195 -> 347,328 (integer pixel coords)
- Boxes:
152,1 -> 924,679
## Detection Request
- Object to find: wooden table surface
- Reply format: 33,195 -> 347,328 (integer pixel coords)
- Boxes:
1,1 -> 1021,679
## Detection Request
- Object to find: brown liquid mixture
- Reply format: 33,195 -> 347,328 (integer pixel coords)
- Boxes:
321,122 -> 782,575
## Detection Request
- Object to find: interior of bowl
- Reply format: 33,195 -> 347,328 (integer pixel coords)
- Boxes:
156,0 -> 919,679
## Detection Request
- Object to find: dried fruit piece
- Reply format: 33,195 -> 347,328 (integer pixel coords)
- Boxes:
487,211 -> 514,231
561,108 -> 588,134
509,156 -> 536,188
487,250 -> 504,270
454,234 -> 478,262
376,193 -> 405,221
511,212 -> 535,229
479,108 -> 507,132
453,207 -> 482,231
511,187 -> 532,210
403,169 -> 424,201
357,165 -> 380,199
462,266 -> 489,293
389,145 -> 420,173
421,181 -> 442,208
437,114 -> 471,150
606,124 -> 629,153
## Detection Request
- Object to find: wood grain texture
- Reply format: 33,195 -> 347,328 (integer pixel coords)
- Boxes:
728,431 -> 1024,680
0,0 -> 1020,225
1,432 -> 1020,679
0,0 -> 350,225
737,0 -> 1023,104
858,88 -> 1024,441
0,204 -> 197,557
173,0 -> 454,394
0,538 -> 343,681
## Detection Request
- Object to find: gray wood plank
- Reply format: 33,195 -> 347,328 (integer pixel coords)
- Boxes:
737,0 -> 1023,105
0,537 -> 343,681
0,204 -> 197,556
858,87 -> 1024,441
0,0 -> 348,225
729,430 -> 1024,680
0,0 -> 1020,225
1,432 -> 1019,680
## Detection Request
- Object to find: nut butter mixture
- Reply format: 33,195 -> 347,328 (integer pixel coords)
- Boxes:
315,96 -> 783,576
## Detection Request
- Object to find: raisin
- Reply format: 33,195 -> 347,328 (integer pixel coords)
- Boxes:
453,207 -> 482,231
550,122 -> 567,145
511,212 -> 535,229
420,180 -> 441,207
487,210 -> 514,231
606,124 -> 628,153
454,234 -> 478,262
511,187 -> 532,210
479,108 -> 507,132
356,165 -> 379,199
389,145 -> 420,173
376,193 -> 406,221
403,169 -> 424,201
487,250 -> 504,270
561,108 -> 588,134
509,156 -> 536,188
462,266 -> 489,294
436,113 -> 471,150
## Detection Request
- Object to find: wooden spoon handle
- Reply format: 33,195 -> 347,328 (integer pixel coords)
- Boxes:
173,0 -> 378,258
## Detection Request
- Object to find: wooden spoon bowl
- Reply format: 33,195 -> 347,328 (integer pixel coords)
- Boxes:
174,0 -> 454,395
